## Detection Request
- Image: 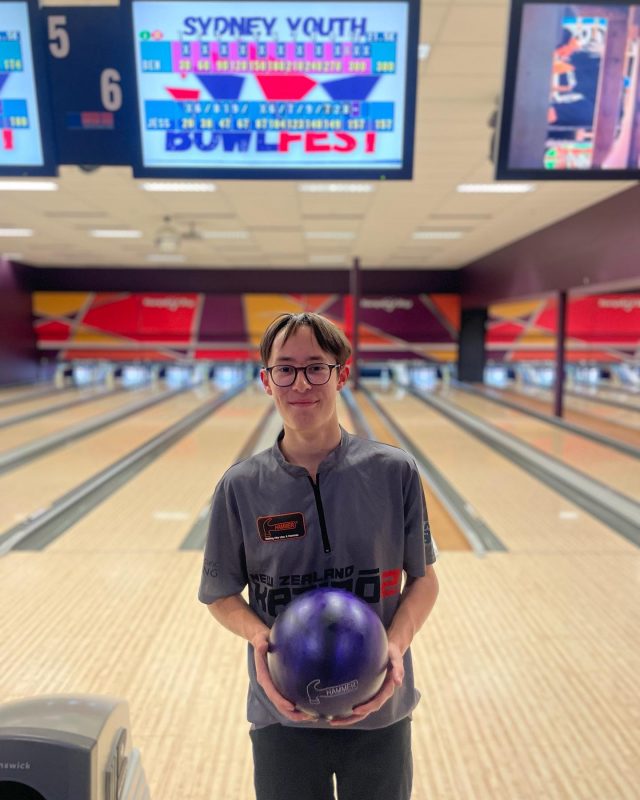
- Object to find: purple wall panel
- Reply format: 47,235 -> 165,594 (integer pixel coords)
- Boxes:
199,295 -> 246,342
360,350 -> 444,362
0,259 -> 41,386
359,296 -> 453,343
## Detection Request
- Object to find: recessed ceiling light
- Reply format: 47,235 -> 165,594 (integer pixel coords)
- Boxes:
304,231 -> 356,240
146,253 -> 186,263
418,43 -> 431,61
89,229 -> 143,238
140,182 -> 216,192
0,228 -> 33,237
308,254 -> 347,265
456,183 -> 535,193
200,230 -> 249,239
412,231 -> 464,240
0,180 -> 58,191
298,183 -> 374,193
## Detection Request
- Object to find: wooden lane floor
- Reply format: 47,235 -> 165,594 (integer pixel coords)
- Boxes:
489,385 -> 640,448
0,384 -> 160,454
1,385 -> 639,799
337,392 -> 357,434
0,384 -> 105,422
351,390 -> 472,552
47,385 -> 271,553
372,387 -> 636,554
570,383 -> 640,408
508,385 -> 640,435
0,383 -> 57,404
440,386 -> 640,502
1,550 -> 638,798
0,386 -> 220,534
411,549 -> 639,799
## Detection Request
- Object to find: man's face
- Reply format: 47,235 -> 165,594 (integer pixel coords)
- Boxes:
260,326 -> 349,434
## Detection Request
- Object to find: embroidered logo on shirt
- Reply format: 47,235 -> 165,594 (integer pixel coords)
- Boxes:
257,512 -> 306,542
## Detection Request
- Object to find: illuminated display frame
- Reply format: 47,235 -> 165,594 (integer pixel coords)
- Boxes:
125,0 -> 420,180
496,0 -> 640,180
0,0 -> 57,176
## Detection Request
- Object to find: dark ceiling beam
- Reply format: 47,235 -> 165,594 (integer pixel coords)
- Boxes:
15,265 -> 461,295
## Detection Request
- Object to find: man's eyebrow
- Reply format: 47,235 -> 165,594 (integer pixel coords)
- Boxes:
274,355 -> 326,362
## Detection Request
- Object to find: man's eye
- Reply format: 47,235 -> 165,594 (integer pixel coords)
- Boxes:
276,366 -> 294,375
307,364 -> 324,373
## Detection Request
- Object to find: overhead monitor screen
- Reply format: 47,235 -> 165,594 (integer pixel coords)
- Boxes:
496,1 -> 640,179
129,0 -> 419,179
0,0 -> 55,174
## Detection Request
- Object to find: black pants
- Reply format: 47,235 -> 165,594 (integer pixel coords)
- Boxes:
250,717 -> 412,800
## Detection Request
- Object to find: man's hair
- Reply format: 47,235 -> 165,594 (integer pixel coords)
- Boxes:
260,312 -> 352,366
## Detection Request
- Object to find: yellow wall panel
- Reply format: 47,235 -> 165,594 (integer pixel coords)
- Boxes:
489,300 -> 545,321
244,294 -> 308,346
33,292 -> 91,318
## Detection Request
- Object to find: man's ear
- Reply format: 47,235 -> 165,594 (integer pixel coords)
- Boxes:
337,364 -> 350,391
260,369 -> 273,396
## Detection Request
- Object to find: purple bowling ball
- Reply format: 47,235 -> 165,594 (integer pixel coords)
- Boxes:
267,588 -> 389,719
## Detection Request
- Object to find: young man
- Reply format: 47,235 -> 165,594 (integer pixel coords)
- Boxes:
199,312 -> 439,800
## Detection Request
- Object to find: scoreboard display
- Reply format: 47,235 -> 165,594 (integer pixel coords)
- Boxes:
0,0 -> 56,175
0,0 -> 419,180
496,0 -> 640,180
129,0 -> 419,178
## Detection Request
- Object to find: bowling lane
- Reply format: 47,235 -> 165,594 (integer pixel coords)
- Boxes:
0,384 -> 114,424
486,384 -> 640,449
337,392 -> 357,434
0,383 -> 56,404
441,386 -> 640,501
571,383 -> 640,408
352,390 -> 472,552
0,384 -> 160,454
513,384 -> 640,433
48,385 -> 271,552
371,386 -> 635,554
0,386 -> 221,535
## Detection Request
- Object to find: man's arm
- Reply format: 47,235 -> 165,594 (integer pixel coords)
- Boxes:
329,565 -> 439,727
387,565 -> 439,657
207,594 -> 316,723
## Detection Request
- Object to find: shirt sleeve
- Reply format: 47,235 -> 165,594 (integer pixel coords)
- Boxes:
403,460 -> 437,576
198,473 -> 248,605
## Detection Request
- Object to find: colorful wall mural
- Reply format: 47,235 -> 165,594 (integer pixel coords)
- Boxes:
487,293 -> 640,363
32,292 -> 461,363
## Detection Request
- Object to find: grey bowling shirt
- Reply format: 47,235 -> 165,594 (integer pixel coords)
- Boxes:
198,427 -> 437,730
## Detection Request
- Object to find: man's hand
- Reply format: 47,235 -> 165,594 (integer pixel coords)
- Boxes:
251,631 -> 318,724
328,641 -> 404,727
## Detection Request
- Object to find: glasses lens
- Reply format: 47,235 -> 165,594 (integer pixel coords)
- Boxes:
271,366 -> 295,386
306,364 -> 331,384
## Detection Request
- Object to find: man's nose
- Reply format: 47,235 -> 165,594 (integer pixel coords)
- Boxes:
292,369 -> 312,389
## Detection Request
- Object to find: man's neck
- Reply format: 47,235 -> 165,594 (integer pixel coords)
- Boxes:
279,423 -> 342,481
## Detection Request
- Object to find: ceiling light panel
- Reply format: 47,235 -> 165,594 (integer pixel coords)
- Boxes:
304,232 -> 356,240
457,183 -> 536,194
140,182 -> 217,192
0,181 -> 57,191
0,228 -> 33,237
298,183 -> 375,193
89,230 -> 143,238
412,231 -> 464,240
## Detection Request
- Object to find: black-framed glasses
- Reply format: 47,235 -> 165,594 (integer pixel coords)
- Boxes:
265,363 -> 341,387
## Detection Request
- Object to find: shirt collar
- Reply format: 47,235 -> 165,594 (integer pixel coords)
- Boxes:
271,426 -> 350,477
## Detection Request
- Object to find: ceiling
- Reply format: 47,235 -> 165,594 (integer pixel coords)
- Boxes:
2,0 -> 635,271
